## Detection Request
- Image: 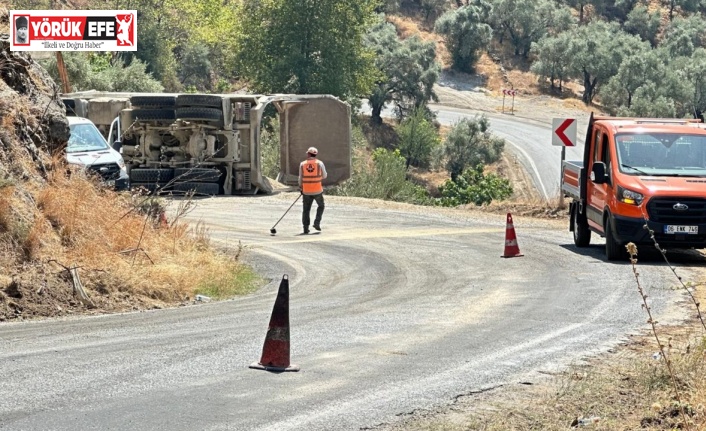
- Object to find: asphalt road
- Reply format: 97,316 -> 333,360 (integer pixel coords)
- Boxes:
0,194 -> 699,431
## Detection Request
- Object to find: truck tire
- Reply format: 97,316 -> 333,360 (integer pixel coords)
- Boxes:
172,182 -> 220,196
176,94 -> 223,108
572,207 -> 591,247
129,168 -> 175,183
130,95 -> 177,108
176,107 -> 223,123
174,167 -> 221,183
605,218 -> 627,261
130,109 -> 176,122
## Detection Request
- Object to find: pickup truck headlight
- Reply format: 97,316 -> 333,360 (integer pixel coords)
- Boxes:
617,185 -> 643,205
117,158 -> 126,169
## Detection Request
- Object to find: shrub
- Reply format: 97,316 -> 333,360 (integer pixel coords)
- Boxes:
437,164 -> 513,207
330,147 -> 432,205
442,115 -> 505,181
396,107 -> 440,169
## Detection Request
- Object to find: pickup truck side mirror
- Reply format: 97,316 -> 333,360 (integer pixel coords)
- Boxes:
112,140 -> 122,153
590,162 -> 609,184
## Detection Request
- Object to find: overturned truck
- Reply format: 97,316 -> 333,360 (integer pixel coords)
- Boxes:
60,92 -> 352,195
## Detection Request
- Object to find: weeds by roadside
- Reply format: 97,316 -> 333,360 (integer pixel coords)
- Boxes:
0,160 -> 261,321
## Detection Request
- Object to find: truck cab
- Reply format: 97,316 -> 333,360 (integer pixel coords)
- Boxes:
562,114 -> 706,260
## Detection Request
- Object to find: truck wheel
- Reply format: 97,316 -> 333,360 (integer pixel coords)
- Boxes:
129,168 -> 175,183
572,207 -> 591,247
605,219 -> 626,261
176,94 -> 223,108
173,168 -> 221,183
172,182 -> 220,196
130,109 -> 176,122
130,95 -> 177,108
176,107 -> 223,123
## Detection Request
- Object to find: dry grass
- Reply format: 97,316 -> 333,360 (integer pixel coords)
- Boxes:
0,158 -> 260,320
34,166 -> 258,301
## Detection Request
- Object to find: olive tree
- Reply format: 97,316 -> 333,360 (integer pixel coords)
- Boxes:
442,115 -> 505,181
365,17 -> 440,124
434,3 -> 493,73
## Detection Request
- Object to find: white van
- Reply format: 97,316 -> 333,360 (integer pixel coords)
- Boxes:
66,117 -> 130,190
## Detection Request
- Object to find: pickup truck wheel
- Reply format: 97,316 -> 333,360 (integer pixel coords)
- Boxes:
572,208 -> 591,247
130,95 -> 177,108
173,168 -> 222,183
129,168 -> 175,183
176,94 -> 224,109
605,220 -> 626,261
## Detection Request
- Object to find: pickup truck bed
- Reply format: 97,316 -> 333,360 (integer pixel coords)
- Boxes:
561,160 -> 583,201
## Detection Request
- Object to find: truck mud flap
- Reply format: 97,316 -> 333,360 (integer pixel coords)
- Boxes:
174,167 -> 222,183
130,95 -> 177,108
172,182 -> 219,196
176,94 -> 223,109
129,168 -> 175,182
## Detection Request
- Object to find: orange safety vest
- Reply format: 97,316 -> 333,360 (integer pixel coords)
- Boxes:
301,159 -> 324,194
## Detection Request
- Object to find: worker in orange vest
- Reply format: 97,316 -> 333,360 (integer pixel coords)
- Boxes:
298,146 -> 327,234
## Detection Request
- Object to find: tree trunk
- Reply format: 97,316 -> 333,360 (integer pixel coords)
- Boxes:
371,104 -> 383,124
582,68 -> 594,104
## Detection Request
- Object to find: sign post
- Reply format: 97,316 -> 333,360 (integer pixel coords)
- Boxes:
502,89 -> 518,114
552,118 -> 577,206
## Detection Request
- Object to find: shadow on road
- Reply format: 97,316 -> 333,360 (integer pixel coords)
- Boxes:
559,243 -> 706,267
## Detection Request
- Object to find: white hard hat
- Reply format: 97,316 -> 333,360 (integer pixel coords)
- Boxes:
307,147 -> 318,155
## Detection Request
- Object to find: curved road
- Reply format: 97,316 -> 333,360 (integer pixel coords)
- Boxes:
362,100 -> 585,200
0,194 -> 697,431
430,103 -> 585,200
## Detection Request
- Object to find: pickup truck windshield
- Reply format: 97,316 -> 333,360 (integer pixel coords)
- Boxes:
67,123 -> 110,153
616,132 -> 706,176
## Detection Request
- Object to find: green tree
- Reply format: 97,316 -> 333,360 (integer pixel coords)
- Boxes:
442,115 -> 505,181
434,3 -> 493,73
177,45 -> 213,91
664,0 -> 706,21
623,4 -> 661,47
491,0 -> 575,57
44,53 -> 163,93
419,0 -> 448,22
396,107 -> 440,168
560,0 -> 610,23
623,83 -> 677,117
236,0 -> 379,98
365,17 -> 440,123
600,48 -> 664,111
530,31 -> 574,91
661,15 -> 706,58
566,22 -> 647,103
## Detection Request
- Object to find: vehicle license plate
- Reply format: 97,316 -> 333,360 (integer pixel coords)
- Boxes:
664,225 -> 698,234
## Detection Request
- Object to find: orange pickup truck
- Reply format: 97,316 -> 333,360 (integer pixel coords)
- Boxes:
561,114 -> 706,260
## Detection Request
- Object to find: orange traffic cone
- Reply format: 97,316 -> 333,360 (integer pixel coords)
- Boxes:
502,213 -> 524,258
249,275 -> 300,372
